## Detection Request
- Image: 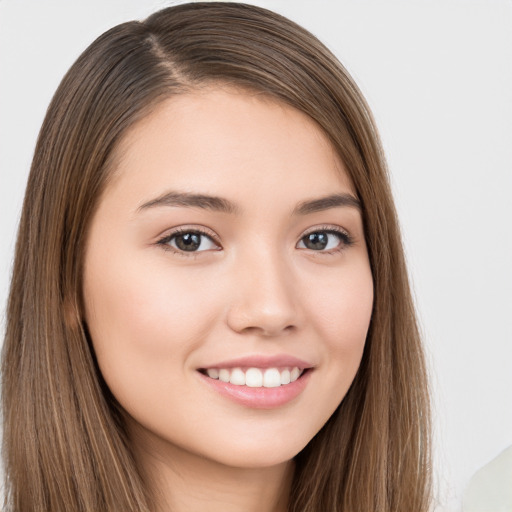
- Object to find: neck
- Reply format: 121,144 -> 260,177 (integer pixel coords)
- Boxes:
130,425 -> 294,512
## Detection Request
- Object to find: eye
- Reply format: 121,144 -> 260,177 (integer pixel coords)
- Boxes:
157,229 -> 219,253
297,229 -> 353,252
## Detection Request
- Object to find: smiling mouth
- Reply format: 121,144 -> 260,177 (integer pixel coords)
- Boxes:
199,367 -> 307,388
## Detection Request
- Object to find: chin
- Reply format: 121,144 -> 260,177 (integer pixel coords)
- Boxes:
206,445 -> 301,470
192,426 -> 318,470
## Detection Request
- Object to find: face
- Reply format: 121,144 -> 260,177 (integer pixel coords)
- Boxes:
83,87 -> 373,470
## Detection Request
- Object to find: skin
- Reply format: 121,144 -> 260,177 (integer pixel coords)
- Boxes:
83,87 -> 374,512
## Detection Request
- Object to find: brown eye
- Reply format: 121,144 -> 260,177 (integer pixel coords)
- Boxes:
174,233 -> 202,251
159,230 -> 219,253
297,230 -> 352,252
302,232 -> 330,250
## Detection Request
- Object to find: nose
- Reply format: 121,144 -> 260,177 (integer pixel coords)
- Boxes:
226,248 -> 300,337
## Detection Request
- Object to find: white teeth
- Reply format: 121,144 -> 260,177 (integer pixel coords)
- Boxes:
245,368 -> 263,387
280,369 -> 291,385
218,369 -> 230,383
229,368 -> 246,386
204,366 -> 304,387
206,368 -> 219,379
290,367 -> 300,382
263,368 -> 281,388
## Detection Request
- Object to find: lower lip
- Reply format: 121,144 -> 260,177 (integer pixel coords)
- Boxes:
198,370 -> 312,409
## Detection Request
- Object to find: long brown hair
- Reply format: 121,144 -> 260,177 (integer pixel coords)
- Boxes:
2,3 -> 431,511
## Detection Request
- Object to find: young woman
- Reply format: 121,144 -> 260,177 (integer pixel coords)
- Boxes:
1,3 -> 431,511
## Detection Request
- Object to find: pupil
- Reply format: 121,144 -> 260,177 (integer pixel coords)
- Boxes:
306,232 -> 328,250
176,233 -> 201,251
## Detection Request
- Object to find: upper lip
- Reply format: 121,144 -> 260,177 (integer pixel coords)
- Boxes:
199,354 -> 315,370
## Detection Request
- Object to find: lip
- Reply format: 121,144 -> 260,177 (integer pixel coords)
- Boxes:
197,354 -> 314,409
199,354 -> 314,370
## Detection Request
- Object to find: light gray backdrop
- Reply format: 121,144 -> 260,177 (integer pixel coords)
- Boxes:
1,1 -> 511,510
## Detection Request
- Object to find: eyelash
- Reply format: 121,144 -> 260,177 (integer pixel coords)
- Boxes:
156,227 -> 221,257
156,225 -> 354,256
299,226 -> 354,255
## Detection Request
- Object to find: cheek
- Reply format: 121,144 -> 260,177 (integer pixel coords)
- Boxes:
305,261 -> 373,361
85,253 -> 215,348
82,252 -> 221,402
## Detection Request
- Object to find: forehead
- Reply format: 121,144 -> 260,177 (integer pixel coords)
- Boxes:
106,87 -> 355,208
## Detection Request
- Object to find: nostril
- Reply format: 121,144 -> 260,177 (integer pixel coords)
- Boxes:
226,305 -> 298,337
236,323 -> 296,337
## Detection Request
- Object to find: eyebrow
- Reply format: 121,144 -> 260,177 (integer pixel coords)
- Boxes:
293,193 -> 361,215
137,191 -> 361,215
137,191 -> 239,214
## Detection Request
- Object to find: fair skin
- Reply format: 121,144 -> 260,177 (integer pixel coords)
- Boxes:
83,87 -> 374,512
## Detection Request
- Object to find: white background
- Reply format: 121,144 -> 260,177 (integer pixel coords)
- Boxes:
1,1 -> 511,510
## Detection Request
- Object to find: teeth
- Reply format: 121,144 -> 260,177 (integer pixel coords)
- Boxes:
263,368 -> 281,388
206,368 -> 219,379
280,369 -> 291,385
204,367 -> 304,387
246,368 -> 263,387
218,369 -> 230,383
229,368 -> 245,386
